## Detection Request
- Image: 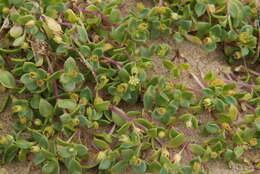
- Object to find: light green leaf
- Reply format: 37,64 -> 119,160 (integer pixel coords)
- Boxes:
0,70 -> 16,88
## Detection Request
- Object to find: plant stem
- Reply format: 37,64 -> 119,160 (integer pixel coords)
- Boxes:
190,72 -> 206,88
46,56 -> 59,99
224,79 -> 255,88
101,56 -> 123,68
109,105 -> 147,131
109,124 -> 116,135
58,21 -> 73,28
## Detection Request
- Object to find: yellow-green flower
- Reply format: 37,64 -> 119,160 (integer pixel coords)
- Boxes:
129,76 -> 140,86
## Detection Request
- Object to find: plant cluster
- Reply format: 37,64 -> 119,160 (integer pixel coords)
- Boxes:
0,0 -> 259,174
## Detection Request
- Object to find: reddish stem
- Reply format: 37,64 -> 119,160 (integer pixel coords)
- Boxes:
46,56 -> 59,99
190,73 -> 206,88
109,124 -> 116,135
101,56 -> 123,68
224,79 -> 255,88
109,105 -> 147,131
58,21 -> 73,28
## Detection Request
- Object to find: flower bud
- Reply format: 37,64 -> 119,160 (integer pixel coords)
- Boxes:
25,20 -> 36,27
43,126 -> 54,137
210,152 -> 218,159
159,24 -> 167,31
161,148 -> 170,158
158,107 -> 166,116
207,4 -> 216,14
158,131 -> 166,138
2,7 -> 10,14
79,97 -> 88,105
233,51 -> 242,59
119,135 -> 130,143
130,155 -> 142,166
203,37 -> 213,45
173,153 -> 181,163
0,136 -> 7,144
249,138 -> 257,146
171,12 -> 179,20
103,43 -> 113,51
34,119 -> 42,126
19,116 -> 28,124
70,93 -> 79,101
128,76 -> 140,86
72,118 -> 80,126
12,105 -> 23,113
92,121 -> 99,129
31,145 -> 41,153
21,42 -> 29,50
239,32 -> 250,44
29,72 -> 38,79
157,7 -> 166,15
0,85 -> 6,93
97,151 -> 106,161
185,120 -> 193,128
138,23 -> 148,31
203,98 -> 212,108
193,162 -> 201,171
53,36 -> 63,43
36,80 -> 45,87
136,3 -> 145,11
116,83 -> 128,93
90,55 -> 99,61
221,122 -> 231,131
68,147 -> 75,152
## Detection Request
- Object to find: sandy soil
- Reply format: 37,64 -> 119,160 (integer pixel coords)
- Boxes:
0,0 -> 259,174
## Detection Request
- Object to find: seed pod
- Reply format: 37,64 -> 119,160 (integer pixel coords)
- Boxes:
9,26 -> 23,38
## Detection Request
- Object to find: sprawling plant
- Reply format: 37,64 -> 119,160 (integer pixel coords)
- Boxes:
0,0 -> 259,174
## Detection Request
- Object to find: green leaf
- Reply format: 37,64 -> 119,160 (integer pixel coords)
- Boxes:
189,144 -> 205,156
215,98 -> 225,112
204,72 -> 216,82
64,57 -> 78,73
228,104 -> 238,121
42,160 -> 59,174
39,99 -> 54,118
57,99 -> 77,110
16,140 -> 33,149
3,145 -> 19,163
112,112 -> 126,126
77,25 -> 89,43
13,35 -> 25,47
110,160 -> 128,174
168,134 -> 185,148
32,131 -> 49,149
93,138 -> 110,150
68,159 -> 82,173
205,123 -> 220,134
234,146 -> 244,159
99,158 -> 111,170
195,3 -> 206,17
224,149 -> 234,162
0,70 -> 16,88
